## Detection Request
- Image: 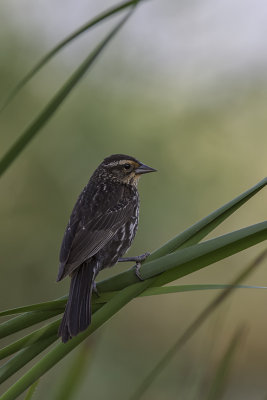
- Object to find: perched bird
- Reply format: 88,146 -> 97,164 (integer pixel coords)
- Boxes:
57,154 -> 156,342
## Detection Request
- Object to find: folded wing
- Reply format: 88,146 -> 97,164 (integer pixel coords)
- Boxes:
57,198 -> 134,280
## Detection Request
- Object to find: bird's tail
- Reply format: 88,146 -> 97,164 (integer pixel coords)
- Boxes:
58,262 -> 95,343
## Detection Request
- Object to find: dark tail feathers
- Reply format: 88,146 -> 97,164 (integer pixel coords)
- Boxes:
58,263 -> 95,343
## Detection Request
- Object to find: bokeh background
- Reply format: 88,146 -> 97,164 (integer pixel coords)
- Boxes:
0,0 -> 267,399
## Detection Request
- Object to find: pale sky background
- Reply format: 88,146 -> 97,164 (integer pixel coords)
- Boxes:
1,0 -> 267,101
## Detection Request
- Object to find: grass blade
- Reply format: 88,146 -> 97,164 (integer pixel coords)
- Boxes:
0,8 -> 135,178
0,311 -> 60,339
0,320 -> 60,361
140,284 -> 267,296
0,0 -> 142,113
150,221 -> 267,287
0,302 -> 103,339
0,299 -> 66,318
95,283 -> 267,302
53,342 -> 92,400
0,280 -> 153,400
24,381 -> 39,400
0,298 -> 67,317
0,335 -> 58,385
129,249 -> 267,400
149,178 -> 267,261
98,221 -> 267,291
150,222 -> 267,287
206,327 -> 246,400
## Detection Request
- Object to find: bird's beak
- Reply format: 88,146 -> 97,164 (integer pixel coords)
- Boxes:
135,163 -> 157,175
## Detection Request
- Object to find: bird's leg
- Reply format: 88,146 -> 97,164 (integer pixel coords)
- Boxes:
118,252 -> 150,281
118,252 -> 150,263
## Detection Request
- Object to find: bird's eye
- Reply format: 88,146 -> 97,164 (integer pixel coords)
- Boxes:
123,163 -> 131,170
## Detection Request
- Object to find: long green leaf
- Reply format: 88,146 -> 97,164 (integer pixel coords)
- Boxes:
0,320 -> 60,361
98,221 -> 267,291
0,0 -> 143,113
24,381 -> 39,400
0,8 -> 135,178
129,249 -> 267,400
53,342 -> 91,400
0,303 -> 103,339
0,335 -> 58,384
93,283 -> 267,303
150,222 -> 267,287
0,298 -> 67,317
0,280 -> 153,400
206,327 -> 245,400
141,284 -> 267,296
148,177 -> 267,261
0,311 -> 60,339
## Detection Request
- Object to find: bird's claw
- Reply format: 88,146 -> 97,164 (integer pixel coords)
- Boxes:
135,252 -> 150,263
134,253 -> 150,281
135,262 -> 144,281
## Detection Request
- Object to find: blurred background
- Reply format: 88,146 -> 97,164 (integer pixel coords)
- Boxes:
0,0 -> 267,399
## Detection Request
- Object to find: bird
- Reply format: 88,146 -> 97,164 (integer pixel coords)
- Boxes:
57,154 -> 156,342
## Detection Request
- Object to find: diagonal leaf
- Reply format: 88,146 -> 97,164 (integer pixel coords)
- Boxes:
93,283 -> 267,303
0,335 -> 58,385
0,303 -> 103,339
24,380 -> 39,400
140,284 -> 267,296
150,221 -> 267,287
129,249 -> 267,400
148,177 -> 267,261
0,0 -> 143,113
53,341 -> 92,400
0,280 -> 153,400
0,7 -> 135,178
0,320 -> 60,361
206,327 -> 246,400
0,298 -> 67,317
98,221 -> 267,291
0,311 -> 60,340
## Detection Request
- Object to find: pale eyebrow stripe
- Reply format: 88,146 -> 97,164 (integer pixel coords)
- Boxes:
105,160 -> 138,167
105,161 -> 119,167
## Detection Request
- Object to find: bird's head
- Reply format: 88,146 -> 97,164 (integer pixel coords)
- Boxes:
98,154 -> 156,186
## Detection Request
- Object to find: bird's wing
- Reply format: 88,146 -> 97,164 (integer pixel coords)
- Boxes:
59,190 -> 85,268
57,198 -> 134,280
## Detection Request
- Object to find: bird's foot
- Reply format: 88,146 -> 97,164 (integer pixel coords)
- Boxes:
118,252 -> 150,281
135,252 -> 150,263
134,262 -> 144,281
135,252 -> 150,280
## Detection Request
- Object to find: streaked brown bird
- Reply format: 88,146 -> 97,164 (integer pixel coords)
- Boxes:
57,154 -> 156,342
